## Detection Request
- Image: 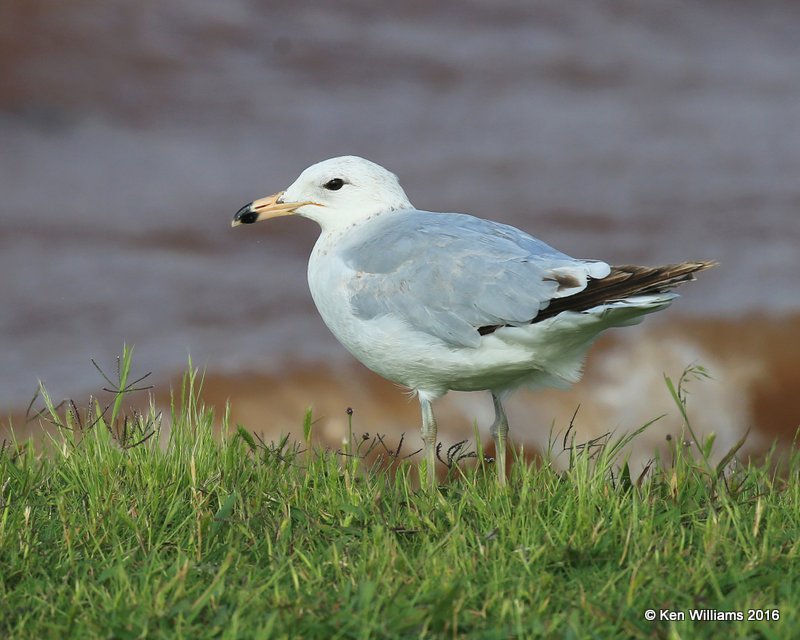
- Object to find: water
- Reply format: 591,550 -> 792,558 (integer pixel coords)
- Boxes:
2,0 -> 800,448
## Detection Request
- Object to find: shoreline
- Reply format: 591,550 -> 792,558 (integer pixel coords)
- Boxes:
6,313 -> 799,466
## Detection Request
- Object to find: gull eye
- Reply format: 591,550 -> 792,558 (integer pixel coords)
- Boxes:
324,178 -> 344,191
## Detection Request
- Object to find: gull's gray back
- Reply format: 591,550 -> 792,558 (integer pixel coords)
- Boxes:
339,210 -> 609,348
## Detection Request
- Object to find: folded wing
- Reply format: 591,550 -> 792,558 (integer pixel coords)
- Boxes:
340,210 -> 610,348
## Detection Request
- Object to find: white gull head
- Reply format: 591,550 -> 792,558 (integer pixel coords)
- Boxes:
232,156 -> 413,232
282,156 -> 413,231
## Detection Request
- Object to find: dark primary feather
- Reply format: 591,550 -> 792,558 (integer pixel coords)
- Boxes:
479,261 -> 717,335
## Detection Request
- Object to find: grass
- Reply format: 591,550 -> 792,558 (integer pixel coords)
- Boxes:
1,350 -> 799,639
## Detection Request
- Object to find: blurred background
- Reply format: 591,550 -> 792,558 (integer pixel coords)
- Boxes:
2,0 -> 799,467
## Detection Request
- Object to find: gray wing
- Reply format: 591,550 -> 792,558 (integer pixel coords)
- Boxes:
340,210 -> 610,348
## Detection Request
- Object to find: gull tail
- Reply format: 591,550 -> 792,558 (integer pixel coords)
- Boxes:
534,260 -> 717,323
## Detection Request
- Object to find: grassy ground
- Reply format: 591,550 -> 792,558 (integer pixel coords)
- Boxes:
1,352 -> 798,639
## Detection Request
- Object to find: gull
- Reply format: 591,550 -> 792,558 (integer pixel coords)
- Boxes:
232,156 -> 713,487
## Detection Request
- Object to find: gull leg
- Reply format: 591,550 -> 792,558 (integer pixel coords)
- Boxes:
419,397 -> 438,489
490,392 -> 509,486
